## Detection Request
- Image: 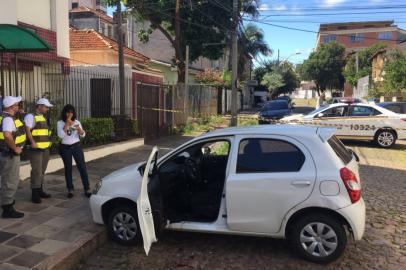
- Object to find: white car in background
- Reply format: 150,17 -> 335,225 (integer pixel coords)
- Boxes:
90,125 -> 365,264
282,102 -> 406,148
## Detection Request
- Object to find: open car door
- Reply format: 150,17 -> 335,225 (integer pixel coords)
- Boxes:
137,146 -> 158,255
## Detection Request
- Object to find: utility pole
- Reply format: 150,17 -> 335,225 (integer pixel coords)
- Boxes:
230,0 -> 238,127
355,51 -> 359,74
116,1 -> 125,115
277,49 -> 280,65
184,45 -> 189,119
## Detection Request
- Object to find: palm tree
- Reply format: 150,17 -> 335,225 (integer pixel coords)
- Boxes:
238,23 -> 272,79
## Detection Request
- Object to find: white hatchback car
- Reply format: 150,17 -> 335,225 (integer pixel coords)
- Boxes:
283,102 -> 406,148
90,125 -> 365,264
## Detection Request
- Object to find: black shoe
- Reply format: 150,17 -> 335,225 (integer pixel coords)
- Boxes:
84,191 -> 92,198
39,188 -> 51,199
67,192 -> 74,199
31,189 -> 42,204
2,204 -> 24,219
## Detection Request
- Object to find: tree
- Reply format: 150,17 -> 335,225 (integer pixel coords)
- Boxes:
238,23 -> 272,79
300,42 -> 346,95
383,50 -> 406,93
113,0 -> 260,83
257,60 -> 300,97
261,72 -> 284,95
343,43 -> 387,86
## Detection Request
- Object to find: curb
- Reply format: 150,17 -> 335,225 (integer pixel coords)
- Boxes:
34,228 -> 108,270
20,138 -> 144,180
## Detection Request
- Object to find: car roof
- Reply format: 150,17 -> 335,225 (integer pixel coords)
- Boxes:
377,102 -> 406,105
316,102 -> 397,115
197,124 -> 326,139
266,100 -> 288,104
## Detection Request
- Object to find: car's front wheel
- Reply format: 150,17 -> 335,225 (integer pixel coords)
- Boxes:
289,214 -> 347,264
107,205 -> 141,246
374,129 -> 396,148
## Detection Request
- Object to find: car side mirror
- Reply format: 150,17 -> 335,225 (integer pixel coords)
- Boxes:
316,113 -> 324,118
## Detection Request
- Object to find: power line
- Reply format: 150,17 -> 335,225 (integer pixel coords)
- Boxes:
244,19 -> 406,42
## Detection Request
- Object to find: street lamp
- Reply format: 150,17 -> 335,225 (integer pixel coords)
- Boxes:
280,52 -> 301,64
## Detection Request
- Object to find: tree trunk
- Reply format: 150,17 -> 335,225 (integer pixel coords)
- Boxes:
174,0 -> 185,83
177,61 -> 186,83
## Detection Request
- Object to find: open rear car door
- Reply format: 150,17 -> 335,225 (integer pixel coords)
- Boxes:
137,146 -> 159,255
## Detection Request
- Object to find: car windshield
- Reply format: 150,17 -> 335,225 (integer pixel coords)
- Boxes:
262,101 -> 288,110
306,105 -> 328,115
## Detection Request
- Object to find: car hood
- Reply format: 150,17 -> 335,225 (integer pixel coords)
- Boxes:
102,162 -> 143,182
281,114 -> 305,121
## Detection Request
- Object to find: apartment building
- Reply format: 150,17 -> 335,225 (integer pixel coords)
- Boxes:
316,21 -> 406,52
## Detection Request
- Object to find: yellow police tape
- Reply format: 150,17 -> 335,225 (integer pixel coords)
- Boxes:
136,106 -> 406,131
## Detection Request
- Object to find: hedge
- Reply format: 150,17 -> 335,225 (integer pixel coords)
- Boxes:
80,117 -> 114,145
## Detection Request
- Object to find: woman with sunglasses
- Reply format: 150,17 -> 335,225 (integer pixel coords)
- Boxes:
57,104 -> 91,198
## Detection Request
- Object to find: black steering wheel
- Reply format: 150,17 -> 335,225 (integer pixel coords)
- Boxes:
183,158 -> 202,186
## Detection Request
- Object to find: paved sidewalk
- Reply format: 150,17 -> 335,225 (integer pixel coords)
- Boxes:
0,136 -> 191,270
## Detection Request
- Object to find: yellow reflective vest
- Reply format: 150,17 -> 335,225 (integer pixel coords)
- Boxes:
0,113 -> 27,151
30,113 -> 51,149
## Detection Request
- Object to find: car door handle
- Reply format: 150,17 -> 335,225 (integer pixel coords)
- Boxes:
291,181 -> 311,186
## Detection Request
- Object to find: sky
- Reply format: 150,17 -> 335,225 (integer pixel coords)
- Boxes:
251,0 -> 406,64
107,0 -> 406,65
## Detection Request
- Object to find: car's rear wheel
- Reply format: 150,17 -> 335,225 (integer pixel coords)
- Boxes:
289,214 -> 347,264
374,129 -> 396,148
107,205 -> 141,246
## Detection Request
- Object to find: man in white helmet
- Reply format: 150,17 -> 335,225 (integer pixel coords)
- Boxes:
0,96 -> 26,218
24,98 -> 53,204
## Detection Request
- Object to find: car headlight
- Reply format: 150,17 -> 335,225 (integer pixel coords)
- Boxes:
93,180 -> 103,194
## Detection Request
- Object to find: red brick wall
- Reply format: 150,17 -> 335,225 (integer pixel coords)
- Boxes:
330,31 -> 397,50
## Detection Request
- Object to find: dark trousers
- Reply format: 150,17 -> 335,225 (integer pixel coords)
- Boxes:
59,143 -> 89,192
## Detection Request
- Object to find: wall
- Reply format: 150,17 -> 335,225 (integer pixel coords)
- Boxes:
0,0 -> 17,24
51,0 -> 70,58
17,0 -> 52,29
70,50 -> 140,67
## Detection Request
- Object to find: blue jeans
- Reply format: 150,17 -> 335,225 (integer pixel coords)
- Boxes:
59,143 -> 89,192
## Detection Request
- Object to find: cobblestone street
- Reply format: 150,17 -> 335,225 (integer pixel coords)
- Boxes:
79,140 -> 406,270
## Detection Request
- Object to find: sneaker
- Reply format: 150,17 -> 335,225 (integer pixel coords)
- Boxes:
67,191 -> 74,199
84,191 -> 92,198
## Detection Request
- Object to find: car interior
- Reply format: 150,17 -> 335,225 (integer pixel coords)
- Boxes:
151,139 -> 230,223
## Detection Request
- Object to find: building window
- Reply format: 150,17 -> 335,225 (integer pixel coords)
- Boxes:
107,25 -> 112,37
100,22 -> 106,35
323,34 -> 336,43
350,33 -> 365,43
72,2 -> 79,9
378,32 -> 392,40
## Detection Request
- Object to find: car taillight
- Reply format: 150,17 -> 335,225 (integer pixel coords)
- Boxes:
401,118 -> 406,122
340,167 -> 361,203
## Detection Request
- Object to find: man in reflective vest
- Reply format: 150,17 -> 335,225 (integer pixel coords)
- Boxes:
0,96 -> 26,218
24,98 -> 53,204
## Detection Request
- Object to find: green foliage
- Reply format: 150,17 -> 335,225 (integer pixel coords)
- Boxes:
383,50 -> 406,93
118,0 -> 260,82
261,72 -> 285,93
257,60 -> 299,96
80,118 -> 114,145
343,43 -> 387,86
130,119 -> 140,135
300,42 -> 346,93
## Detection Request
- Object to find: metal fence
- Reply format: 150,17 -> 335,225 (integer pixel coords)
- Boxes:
1,58 -> 238,143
